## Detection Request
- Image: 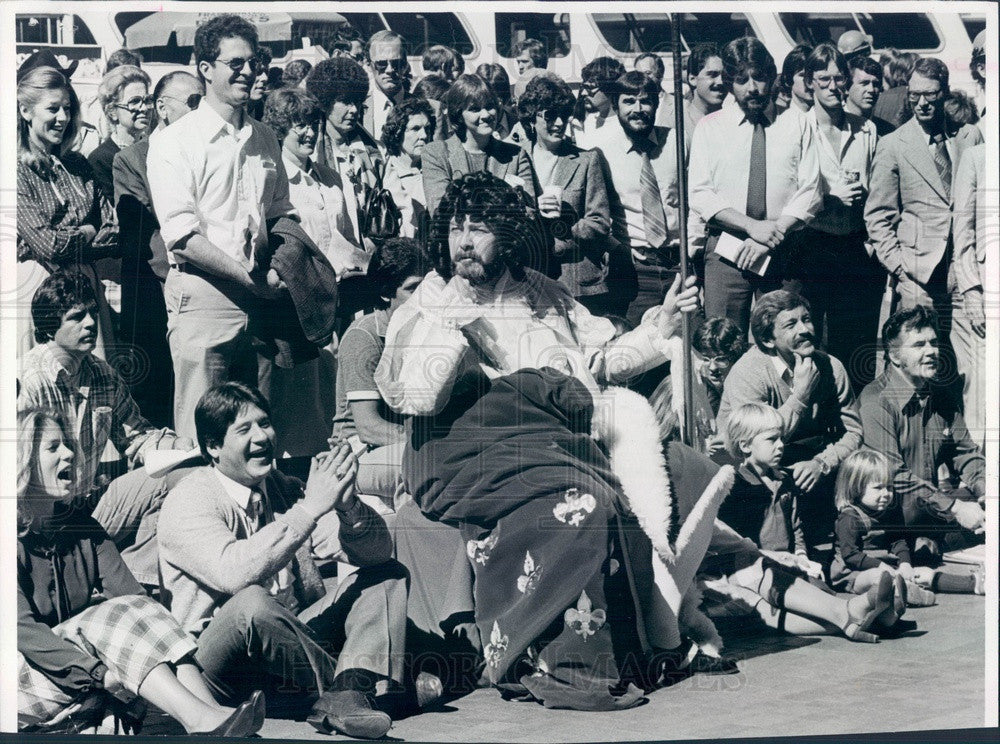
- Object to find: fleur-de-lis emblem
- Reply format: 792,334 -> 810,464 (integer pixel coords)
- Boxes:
466,533 -> 499,566
484,620 -> 509,668
516,550 -> 543,595
553,487 -> 597,527
564,590 -> 607,641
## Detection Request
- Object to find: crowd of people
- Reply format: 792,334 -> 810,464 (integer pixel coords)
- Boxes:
15,12 -> 989,736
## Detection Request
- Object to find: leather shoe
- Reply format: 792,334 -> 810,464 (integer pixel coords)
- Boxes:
192,698 -> 259,737
307,690 -> 391,739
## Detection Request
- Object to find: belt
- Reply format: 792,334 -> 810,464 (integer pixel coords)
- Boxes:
632,243 -> 679,268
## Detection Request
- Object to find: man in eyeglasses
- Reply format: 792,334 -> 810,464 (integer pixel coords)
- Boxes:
363,30 -> 409,140
112,70 -> 205,428
147,14 -> 297,441
570,56 -> 624,150
795,43 -> 883,393
865,56 -> 983,399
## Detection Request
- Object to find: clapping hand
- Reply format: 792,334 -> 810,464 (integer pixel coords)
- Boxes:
302,443 -> 359,517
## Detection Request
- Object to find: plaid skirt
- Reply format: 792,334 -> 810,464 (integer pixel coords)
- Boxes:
19,595 -> 197,730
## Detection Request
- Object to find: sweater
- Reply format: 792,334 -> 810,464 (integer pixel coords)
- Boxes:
18,504 -> 144,695
158,466 -> 392,635
720,464 -> 806,554
717,346 -> 862,470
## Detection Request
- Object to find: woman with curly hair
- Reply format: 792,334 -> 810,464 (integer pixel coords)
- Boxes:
305,56 -> 384,242
420,73 -> 536,217
17,65 -> 118,361
381,97 -> 436,239
16,408 -> 264,736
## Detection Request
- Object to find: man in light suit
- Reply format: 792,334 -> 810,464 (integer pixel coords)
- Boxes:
362,30 -> 409,140
864,56 -> 983,395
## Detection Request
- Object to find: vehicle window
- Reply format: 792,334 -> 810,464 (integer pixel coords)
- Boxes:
678,13 -> 755,49
71,16 -> 97,45
960,13 -> 986,42
779,12 -> 860,48
591,13 -> 673,54
115,12 -> 153,37
338,13 -> 388,46
383,12 -> 474,56
856,13 -> 941,51
494,13 -> 570,58
16,15 -> 61,45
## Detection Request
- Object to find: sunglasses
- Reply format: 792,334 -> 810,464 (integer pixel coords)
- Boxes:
372,58 -> 408,74
540,107 -> 574,124
159,93 -> 203,110
115,95 -> 154,112
216,56 -> 263,74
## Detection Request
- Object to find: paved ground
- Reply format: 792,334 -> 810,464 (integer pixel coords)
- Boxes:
142,589 -> 987,742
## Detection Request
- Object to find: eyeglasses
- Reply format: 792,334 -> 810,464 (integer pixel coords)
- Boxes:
371,58 -> 408,74
907,89 -> 943,104
158,93 -> 203,110
115,95 -> 154,112
812,74 -> 846,88
216,56 -> 263,74
540,107 -> 574,124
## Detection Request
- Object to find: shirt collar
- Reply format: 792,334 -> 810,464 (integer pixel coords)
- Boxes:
213,468 -> 266,511
282,153 -> 316,185
770,353 -> 794,383
197,99 -> 252,141
39,343 -> 92,384
883,365 -> 930,412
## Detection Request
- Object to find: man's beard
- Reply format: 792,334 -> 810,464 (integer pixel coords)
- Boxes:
619,111 -> 653,137
453,255 -> 504,284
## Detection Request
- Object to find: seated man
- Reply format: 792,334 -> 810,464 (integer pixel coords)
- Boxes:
716,290 -> 863,554
859,306 -> 985,556
157,382 -> 407,739
331,238 -> 427,508
376,173 -> 734,710
17,271 -> 193,584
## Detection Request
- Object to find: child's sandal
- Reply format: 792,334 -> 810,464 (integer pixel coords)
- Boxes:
843,571 -> 891,643
876,573 -> 907,628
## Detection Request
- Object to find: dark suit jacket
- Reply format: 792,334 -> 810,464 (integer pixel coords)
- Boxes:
112,139 -> 169,281
421,134 -> 537,216
864,118 -> 983,288
531,144 -> 612,297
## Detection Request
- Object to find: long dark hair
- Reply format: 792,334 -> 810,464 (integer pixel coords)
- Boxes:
428,171 -> 540,281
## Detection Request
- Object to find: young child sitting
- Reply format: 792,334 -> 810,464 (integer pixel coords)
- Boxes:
720,403 -> 823,581
831,450 -> 984,605
694,403 -> 899,644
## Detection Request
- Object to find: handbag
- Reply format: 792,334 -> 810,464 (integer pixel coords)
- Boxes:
360,159 -> 403,241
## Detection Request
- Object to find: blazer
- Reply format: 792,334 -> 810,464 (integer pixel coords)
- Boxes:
530,144 -> 612,297
112,138 -> 170,281
864,118 -> 983,288
421,134 -> 537,216
952,143 -> 985,294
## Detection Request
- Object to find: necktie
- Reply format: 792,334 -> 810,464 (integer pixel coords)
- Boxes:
640,149 -> 669,249
746,120 -> 767,221
931,132 -> 952,199
248,488 -> 265,531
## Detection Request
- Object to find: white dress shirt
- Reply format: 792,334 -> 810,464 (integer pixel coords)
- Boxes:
589,117 -> 676,251
806,109 -> 878,235
147,101 -> 295,270
570,111 -> 615,151
688,99 -> 823,229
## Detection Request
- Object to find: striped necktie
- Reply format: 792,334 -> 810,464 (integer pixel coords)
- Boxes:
639,149 -> 668,249
930,132 -> 952,199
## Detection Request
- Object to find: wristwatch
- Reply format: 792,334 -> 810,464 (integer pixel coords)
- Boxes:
814,458 -> 832,476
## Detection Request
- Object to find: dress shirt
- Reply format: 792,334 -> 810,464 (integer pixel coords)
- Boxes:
370,85 -> 395,141
688,99 -> 823,229
570,111 -> 614,151
858,366 -> 985,519
146,101 -> 295,270
806,109 -> 879,235
589,118 -> 675,250
17,343 -> 178,496
213,469 -> 295,606
282,153 -> 365,276
375,268 -> 675,416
